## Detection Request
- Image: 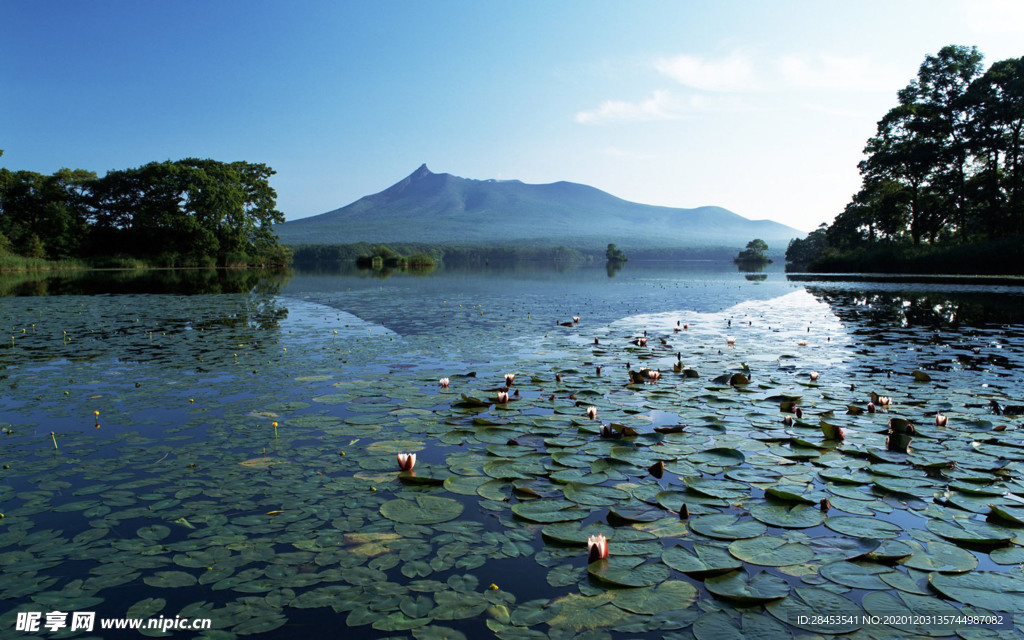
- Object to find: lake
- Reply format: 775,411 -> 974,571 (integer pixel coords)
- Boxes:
2,262 -> 1024,638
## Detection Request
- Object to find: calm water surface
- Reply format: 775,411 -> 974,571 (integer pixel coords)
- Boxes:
1,263 -> 1023,639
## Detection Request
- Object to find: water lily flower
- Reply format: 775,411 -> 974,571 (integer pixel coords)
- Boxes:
586,406 -> 598,420
867,402 -> 876,413
587,533 -> 609,562
504,373 -> 516,386
936,413 -> 948,426
647,370 -> 661,382
573,316 -> 580,324
497,391 -> 509,404
683,323 -> 689,330
810,371 -> 819,381
439,377 -> 450,388
636,337 -> 648,347
878,396 -> 891,406
726,336 -> 736,345
798,339 -> 808,346
782,415 -> 793,427
396,452 -> 416,471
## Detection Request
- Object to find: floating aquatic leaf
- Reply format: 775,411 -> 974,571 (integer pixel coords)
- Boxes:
820,561 -> 895,589
728,536 -> 814,566
612,580 -> 697,614
824,515 -> 902,539
380,495 -> 464,525
587,556 -> 670,587
899,540 -> 978,572
704,570 -> 789,604
690,514 -> 766,540
766,587 -> 862,633
662,543 -> 741,577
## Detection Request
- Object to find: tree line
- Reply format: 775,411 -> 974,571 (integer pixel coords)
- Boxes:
0,153 -> 290,267
788,45 -> 1024,272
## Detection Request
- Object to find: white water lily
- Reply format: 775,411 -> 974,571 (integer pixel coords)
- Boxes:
587,532 -> 609,562
396,452 -> 416,471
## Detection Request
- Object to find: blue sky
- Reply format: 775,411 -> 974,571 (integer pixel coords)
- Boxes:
3,1 -> 1023,232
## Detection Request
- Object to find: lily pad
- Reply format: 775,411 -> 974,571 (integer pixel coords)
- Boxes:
704,570 -> 789,604
690,514 -> 766,540
380,495 -> 464,525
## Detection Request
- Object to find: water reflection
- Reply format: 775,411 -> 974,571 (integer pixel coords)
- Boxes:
804,286 -> 1024,329
0,267 -> 291,297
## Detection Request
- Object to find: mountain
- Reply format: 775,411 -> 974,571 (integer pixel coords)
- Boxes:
275,165 -> 802,257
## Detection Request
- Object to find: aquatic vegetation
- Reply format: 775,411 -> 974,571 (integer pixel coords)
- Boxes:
2,270 -> 1024,638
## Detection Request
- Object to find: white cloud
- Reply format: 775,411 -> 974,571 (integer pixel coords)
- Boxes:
779,55 -> 906,92
575,90 -> 751,125
601,146 -> 653,160
965,0 -> 1024,35
575,90 -> 678,124
654,53 -> 757,92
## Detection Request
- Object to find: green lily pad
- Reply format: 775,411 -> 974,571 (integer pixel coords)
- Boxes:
380,495 -> 464,525
863,591 -> 959,636
820,561 -> 895,589
690,514 -> 766,540
612,580 -> 698,614
824,515 -> 902,539
766,587 -> 862,634
728,536 -> 814,566
587,556 -> 670,587
926,517 -> 1017,545
899,540 -> 978,572
930,571 -> 1024,612
662,543 -> 742,577
704,570 -> 789,604
511,500 -> 587,523
748,501 -> 825,528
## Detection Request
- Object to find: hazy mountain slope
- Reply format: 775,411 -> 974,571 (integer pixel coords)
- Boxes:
276,165 -> 801,252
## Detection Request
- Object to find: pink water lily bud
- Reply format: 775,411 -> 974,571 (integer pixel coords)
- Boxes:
397,453 -> 416,471
647,370 -> 661,382
573,316 -> 580,324
726,336 -> 736,345
936,413 -> 948,426
798,339 -> 808,346
497,391 -> 509,404
586,406 -> 598,420
439,377 -> 450,388
867,402 -> 876,413
504,373 -> 516,386
810,371 -> 819,381
587,533 -> 609,562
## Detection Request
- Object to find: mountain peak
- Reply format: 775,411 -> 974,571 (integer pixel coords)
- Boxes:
409,163 -> 433,180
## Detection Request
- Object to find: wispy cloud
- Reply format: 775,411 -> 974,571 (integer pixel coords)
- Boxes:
965,0 -> 1024,35
601,146 -> 654,160
575,90 -> 750,125
779,55 -> 905,91
575,90 -> 678,124
654,53 -> 756,92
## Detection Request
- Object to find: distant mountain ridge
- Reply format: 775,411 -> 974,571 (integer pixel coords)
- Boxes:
276,165 -> 801,256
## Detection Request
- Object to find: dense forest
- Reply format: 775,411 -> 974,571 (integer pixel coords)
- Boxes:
0,153 -> 290,268
787,45 -> 1024,273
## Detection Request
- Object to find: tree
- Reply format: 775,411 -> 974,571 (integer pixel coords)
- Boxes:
734,239 -> 771,264
606,243 -> 627,262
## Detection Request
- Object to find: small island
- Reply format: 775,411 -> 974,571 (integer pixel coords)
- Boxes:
733,239 -> 772,266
